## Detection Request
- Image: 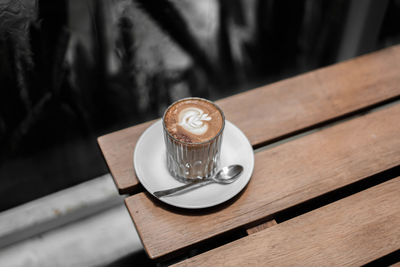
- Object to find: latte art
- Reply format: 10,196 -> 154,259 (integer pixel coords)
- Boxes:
179,108 -> 211,135
164,98 -> 224,143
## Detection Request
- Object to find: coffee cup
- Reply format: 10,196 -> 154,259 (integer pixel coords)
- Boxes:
162,97 -> 225,183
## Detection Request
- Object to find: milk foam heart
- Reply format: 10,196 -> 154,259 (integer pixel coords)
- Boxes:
179,107 -> 211,135
164,98 -> 224,143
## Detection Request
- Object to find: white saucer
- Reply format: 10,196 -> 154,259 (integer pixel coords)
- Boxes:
133,120 -> 254,209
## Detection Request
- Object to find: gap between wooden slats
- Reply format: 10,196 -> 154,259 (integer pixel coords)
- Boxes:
172,177 -> 400,266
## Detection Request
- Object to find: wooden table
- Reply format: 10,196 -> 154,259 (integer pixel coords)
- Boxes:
98,45 -> 400,266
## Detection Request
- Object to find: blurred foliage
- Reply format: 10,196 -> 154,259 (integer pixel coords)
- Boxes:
0,0 -> 351,159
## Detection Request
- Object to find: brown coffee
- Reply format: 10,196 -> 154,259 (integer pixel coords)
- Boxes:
164,98 -> 224,144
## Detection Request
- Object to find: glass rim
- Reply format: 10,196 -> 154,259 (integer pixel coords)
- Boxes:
162,97 -> 225,145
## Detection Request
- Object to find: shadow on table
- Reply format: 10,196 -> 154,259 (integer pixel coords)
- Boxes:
143,181 -> 251,217
106,250 -> 156,267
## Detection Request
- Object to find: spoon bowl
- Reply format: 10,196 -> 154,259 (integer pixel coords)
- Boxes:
212,165 -> 243,184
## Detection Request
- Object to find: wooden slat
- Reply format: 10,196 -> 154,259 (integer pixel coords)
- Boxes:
246,220 -> 277,235
98,45 -> 400,193
173,177 -> 400,266
125,103 -> 400,259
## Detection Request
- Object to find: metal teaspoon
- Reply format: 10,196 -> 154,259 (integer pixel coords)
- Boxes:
153,165 -> 243,198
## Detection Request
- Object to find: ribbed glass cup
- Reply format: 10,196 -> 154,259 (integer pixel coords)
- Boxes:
162,98 -> 225,183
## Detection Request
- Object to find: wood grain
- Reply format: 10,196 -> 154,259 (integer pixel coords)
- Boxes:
218,45 -> 400,147
173,177 -> 400,266
125,103 -> 400,259
98,45 -> 400,193
246,220 -> 277,235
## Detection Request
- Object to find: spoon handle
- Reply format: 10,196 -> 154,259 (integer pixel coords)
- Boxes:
153,179 -> 213,198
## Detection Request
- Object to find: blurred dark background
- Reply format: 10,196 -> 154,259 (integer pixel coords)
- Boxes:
1,0 -> 400,211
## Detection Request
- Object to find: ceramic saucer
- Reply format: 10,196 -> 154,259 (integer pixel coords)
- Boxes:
133,120 -> 254,209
